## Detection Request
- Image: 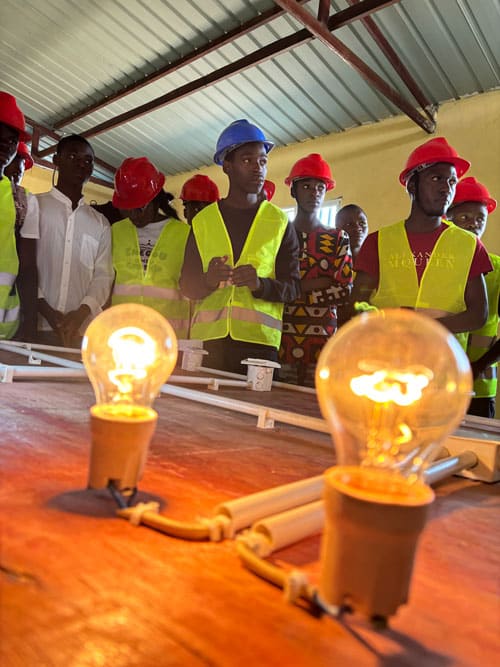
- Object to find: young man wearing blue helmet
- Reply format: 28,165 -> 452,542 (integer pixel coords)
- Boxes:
180,119 -> 300,373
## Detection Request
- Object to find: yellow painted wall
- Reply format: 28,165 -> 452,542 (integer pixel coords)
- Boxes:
22,90 -> 500,253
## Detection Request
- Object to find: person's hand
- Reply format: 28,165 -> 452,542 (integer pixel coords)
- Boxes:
205,255 -> 232,289
232,264 -> 260,291
59,305 -> 91,346
39,300 -> 64,333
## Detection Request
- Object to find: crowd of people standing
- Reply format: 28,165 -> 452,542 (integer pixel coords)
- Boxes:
1,91 -> 498,417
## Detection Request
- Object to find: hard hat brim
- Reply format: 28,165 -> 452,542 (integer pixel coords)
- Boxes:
285,175 -> 336,191
213,140 -> 274,166
399,156 -> 470,186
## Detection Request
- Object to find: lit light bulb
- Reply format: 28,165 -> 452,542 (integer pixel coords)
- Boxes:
82,304 -> 178,494
315,309 -> 472,622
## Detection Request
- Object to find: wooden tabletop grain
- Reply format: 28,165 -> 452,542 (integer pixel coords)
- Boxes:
1,368 -> 499,667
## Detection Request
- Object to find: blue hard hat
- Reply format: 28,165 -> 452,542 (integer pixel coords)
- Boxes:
213,119 -> 274,165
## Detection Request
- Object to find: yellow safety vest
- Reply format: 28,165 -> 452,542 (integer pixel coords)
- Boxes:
467,253 -> 500,399
372,220 -> 476,319
112,217 -> 190,338
190,201 -> 288,349
0,176 -> 20,339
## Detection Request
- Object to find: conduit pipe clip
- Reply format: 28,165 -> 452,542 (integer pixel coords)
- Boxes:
198,514 -> 232,542
284,570 -> 312,604
257,409 -> 275,429
128,501 -> 160,526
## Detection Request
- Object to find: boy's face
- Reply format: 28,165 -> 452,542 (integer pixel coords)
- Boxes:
410,163 -> 458,217
123,200 -> 156,228
336,208 -> 368,252
53,139 -> 94,186
183,200 -> 212,225
0,122 -> 19,172
4,154 -> 26,186
223,142 -> 267,195
292,178 -> 327,214
448,201 -> 488,238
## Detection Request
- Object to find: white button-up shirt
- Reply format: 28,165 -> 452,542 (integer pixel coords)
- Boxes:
36,187 -> 113,331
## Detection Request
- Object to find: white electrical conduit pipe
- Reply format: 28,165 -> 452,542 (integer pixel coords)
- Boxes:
246,501 -> 325,556
0,343 -> 84,369
169,375 -> 251,389
214,475 -> 324,538
0,365 -> 86,381
0,341 -> 81,355
160,383 -> 329,433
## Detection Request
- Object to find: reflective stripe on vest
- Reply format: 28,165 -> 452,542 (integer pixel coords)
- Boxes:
0,176 -> 20,339
113,284 -> 182,300
112,217 -> 190,338
467,254 -> 500,398
190,201 -> 288,348
372,221 -> 476,317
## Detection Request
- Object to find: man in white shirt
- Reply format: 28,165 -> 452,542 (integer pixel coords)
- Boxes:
37,135 -> 113,346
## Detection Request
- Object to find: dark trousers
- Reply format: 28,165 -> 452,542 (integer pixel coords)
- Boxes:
467,397 -> 496,419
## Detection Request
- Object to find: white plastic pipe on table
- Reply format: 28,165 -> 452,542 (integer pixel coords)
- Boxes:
214,475 -> 324,537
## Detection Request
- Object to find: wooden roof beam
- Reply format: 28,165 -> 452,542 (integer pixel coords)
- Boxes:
274,0 -> 436,134
346,0 -> 436,123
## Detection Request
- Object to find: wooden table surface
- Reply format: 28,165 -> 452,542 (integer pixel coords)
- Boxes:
1,362 -> 499,667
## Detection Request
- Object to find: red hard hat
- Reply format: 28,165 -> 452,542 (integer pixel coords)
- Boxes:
263,180 -> 276,201
452,177 -> 497,214
0,91 -> 31,142
180,174 -> 220,202
399,137 -> 470,186
17,142 -> 33,170
112,157 -> 165,209
284,153 -> 335,191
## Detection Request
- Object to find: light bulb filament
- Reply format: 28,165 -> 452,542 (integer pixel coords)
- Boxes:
107,326 -> 156,399
350,367 -> 432,406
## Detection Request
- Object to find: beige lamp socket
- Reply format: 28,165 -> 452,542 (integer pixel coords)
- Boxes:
318,466 -> 434,621
88,405 -> 158,491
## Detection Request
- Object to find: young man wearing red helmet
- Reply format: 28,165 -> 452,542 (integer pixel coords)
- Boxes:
37,134 -> 113,346
0,91 -> 39,341
111,157 -> 191,339
180,174 -> 220,226
447,177 -> 499,418
352,137 -> 492,337
180,119 -> 300,373
279,153 -> 353,387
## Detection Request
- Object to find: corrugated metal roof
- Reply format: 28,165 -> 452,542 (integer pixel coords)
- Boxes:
1,0 -> 499,184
